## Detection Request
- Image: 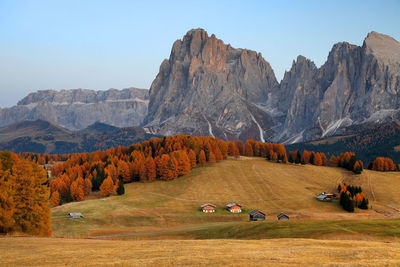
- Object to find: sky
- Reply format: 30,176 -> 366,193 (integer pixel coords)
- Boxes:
0,0 -> 399,107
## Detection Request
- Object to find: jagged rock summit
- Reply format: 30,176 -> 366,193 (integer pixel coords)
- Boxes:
277,31 -> 400,143
145,28 -> 279,141
1,29 -> 399,144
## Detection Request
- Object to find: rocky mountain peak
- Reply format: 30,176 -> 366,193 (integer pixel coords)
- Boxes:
145,29 -> 278,141
363,31 -> 400,71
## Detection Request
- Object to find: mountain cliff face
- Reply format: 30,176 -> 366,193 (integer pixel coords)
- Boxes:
145,29 -> 400,143
145,29 -> 279,141
278,31 -> 400,143
0,88 -> 149,130
1,29 -> 399,145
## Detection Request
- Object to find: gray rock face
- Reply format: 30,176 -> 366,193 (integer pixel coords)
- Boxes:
1,30 -> 399,144
145,29 -> 400,143
0,88 -> 149,130
145,28 -> 279,141
278,31 -> 400,143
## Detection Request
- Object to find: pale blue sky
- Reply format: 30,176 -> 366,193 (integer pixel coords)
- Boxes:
0,0 -> 399,107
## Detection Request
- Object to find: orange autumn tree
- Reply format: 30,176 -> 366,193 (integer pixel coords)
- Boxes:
144,156 -> 156,182
172,150 -> 191,176
198,150 -> 207,166
244,141 -> 254,157
0,168 -> 15,233
3,153 -> 52,236
50,191 -> 60,207
157,154 -> 177,180
100,176 -> 115,197
188,149 -> 197,168
208,151 -> 217,164
70,180 -> 84,201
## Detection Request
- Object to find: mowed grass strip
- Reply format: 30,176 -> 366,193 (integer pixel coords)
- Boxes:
149,219 -> 400,241
52,157 -> 400,238
2,237 -> 400,266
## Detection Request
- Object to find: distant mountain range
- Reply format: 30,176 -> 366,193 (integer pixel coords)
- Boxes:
1,28 -> 400,155
0,120 -> 158,154
0,88 -> 148,130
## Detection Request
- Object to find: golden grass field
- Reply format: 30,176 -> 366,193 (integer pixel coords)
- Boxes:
2,237 -> 400,266
4,157 -> 400,266
51,157 -> 400,238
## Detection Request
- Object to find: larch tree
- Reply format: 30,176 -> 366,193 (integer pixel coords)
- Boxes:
144,156 -> 156,182
50,191 -> 60,207
199,150 -> 207,166
70,180 -> 84,201
172,150 -> 191,176
84,177 -> 92,196
313,153 -> 322,166
100,176 -> 115,197
0,169 -> 15,233
208,151 -> 216,164
236,140 -> 244,155
11,158 -> 52,236
188,149 -> 197,168
244,141 -> 254,157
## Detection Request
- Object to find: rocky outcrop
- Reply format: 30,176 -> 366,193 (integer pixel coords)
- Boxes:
145,28 -> 279,141
0,88 -> 149,130
278,31 -> 400,143
1,30 -> 399,144
143,29 -> 400,143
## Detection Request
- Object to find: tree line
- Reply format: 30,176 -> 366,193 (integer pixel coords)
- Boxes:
366,157 -> 400,172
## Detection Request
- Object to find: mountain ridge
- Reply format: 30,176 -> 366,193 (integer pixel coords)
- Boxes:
1,29 -> 399,146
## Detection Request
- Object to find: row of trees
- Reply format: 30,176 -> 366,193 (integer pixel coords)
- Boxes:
288,150 -> 328,166
47,136 -> 294,206
0,151 -> 51,236
329,152 -> 363,174
367,157 -> 400,172
48,135 -> 244,206
338,183 -> 369,212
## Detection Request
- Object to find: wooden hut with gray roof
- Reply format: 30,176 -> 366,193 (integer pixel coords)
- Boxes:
277,213 -> 289,221
248,210 -> 265,221
68,212 -> 84,219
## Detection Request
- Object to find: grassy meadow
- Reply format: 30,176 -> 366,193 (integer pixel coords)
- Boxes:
51,157 -> 400,239
2,237 -> 400,266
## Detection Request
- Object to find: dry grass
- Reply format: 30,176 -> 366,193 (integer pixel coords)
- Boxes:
52,158 -> 400,238
2,237 -> 400,266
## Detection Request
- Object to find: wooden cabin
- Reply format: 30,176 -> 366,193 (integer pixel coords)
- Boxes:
277,213 -> 289,221
200,203 -> 216,213
226,203 -> 242,213
316,192 -> 334,202
68,212 -> 84,219
249,209 -> 265,221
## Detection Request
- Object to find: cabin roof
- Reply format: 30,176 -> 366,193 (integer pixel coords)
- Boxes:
226,203 -> 241,208
277,213 -> 289,219
68,212 -> 83,217
200,203 -> 216,208
248,209 -> 265,216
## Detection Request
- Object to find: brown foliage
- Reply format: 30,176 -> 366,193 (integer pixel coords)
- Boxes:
100,176 -> 115,197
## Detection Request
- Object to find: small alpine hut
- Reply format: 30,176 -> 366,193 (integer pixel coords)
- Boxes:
277,213 -> 290,221
316,192 -> 334,202
226,203 -> 242,213
248,209 -> 266,221
68,212 -> 84,219
201,203 -> 216,213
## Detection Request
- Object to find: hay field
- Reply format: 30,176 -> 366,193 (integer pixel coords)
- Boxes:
52,157 -> 400,238
2,237 -> 400,266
